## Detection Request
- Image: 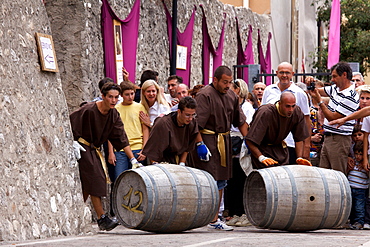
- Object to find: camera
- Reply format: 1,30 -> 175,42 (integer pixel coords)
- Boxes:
307,82 -> 315,91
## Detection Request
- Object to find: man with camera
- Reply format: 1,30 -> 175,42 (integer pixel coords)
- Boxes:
261,62 -> 311,163
306,62 -> 359,174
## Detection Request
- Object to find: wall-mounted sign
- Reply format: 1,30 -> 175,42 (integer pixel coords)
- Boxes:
113,20 -> 124,83
209,53 -> 214,84
35,33 -> 59,72
176,45 -> 187,70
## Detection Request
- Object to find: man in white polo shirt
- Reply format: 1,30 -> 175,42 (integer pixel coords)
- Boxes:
262,62 -> 311,163
308,62 -> 359,174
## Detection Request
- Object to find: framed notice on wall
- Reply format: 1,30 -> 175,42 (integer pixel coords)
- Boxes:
35,33 -> 59,72
113,20 -> 124,83
176,45 -> 187,70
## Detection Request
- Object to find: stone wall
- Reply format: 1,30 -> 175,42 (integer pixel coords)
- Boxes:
0,0 -> 91,242
46,0 -> 270,112
0,0 -> 270,242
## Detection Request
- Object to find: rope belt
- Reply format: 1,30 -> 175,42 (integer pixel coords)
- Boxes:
200,129 -> 230,167
78,137 -> 111,184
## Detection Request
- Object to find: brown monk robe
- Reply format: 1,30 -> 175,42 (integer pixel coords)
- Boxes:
245,102 -> 308,169
70,102 -> 129,199
142,111 -> 198,164
189,84 -> 246,181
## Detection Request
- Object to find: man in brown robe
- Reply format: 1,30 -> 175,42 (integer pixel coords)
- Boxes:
142,96 -> 198,165
245,92 -> 310,169
189,66 -> 248,231
70,82 -> 142,231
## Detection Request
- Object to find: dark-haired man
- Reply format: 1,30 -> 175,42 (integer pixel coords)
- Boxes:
189,65 -> 248,231
70,82 -> 141,231
142,96 -> 198,164
164,75 -> 183,108
308,61 -> 359,174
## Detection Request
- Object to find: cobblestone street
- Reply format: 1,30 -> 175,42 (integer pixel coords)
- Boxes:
2,224 -> 370,247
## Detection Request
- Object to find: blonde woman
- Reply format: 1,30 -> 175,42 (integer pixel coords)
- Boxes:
139,79 -> 170,127
231,79 -> 255,124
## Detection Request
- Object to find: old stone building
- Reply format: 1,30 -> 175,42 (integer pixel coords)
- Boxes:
0,0 -> 269,242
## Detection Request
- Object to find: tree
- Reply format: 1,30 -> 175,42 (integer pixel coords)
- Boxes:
312,0 -> 370,75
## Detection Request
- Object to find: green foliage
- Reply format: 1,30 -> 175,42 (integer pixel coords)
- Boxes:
311,0 -> 370,75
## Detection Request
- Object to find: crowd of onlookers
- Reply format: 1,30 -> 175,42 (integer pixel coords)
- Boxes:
74,61 -> 370,231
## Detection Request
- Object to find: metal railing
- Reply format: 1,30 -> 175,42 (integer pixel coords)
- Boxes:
233,64 -> 331,84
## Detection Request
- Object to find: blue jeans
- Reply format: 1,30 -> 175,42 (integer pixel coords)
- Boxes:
351,187 -> 366,225
113,149 -> 145,182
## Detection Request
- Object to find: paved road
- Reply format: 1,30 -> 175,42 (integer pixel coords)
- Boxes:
2,224 -> 370,247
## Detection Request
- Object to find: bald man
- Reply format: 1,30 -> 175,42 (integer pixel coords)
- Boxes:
252,82 -> 266,107
262,62 -> 311,163
246,92 -> 310,168
176,83 -> 189,100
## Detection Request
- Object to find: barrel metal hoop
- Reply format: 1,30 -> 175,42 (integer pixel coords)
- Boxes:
332,171 -> 350,227
134,168 -> 157,229
317,167 -> 330,229
156,165 -> 178,232
282,166 -> 298,231
260,168 -> 278,228
185,167 -> 203,230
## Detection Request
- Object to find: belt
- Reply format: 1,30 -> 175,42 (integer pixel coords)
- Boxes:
324,132 -> 339,136
200,129 -> 230,167
78,137 -> 111,184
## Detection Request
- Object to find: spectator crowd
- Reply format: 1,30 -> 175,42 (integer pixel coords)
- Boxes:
70,61 -> 370,232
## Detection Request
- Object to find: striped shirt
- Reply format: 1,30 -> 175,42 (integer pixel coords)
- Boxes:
323,84 -> 359,135
348,163 -> 369,189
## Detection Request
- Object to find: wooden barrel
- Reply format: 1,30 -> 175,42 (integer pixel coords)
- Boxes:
112,164 -> 219,233
244,165 -> 351,231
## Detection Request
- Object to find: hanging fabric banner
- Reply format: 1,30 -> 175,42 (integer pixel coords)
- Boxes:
200,5 -> 227,85
327,0 -> 341,69
236,19 -> 254,84
101,0 -> 140,83
258,30 -> 272,86
163,2 -> 196,86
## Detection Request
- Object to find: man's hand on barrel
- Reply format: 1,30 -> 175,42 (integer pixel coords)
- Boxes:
196,141 -> 212,162
258,155 -> 278,166
296,157 -> 312,166
72,141 -> 86,160
130,157 -> 143,169
136,151 -> 146,161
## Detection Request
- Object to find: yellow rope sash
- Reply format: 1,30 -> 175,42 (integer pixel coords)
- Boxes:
200,129 -> 230,167
78,137 -> 111,184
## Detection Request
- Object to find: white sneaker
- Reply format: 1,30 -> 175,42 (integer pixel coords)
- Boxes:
363,223 -> 370,230
208,219 -> 234,231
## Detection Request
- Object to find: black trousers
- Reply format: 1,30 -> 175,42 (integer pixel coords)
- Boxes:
288,147 -> 297,165
224,157 -> 246,216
